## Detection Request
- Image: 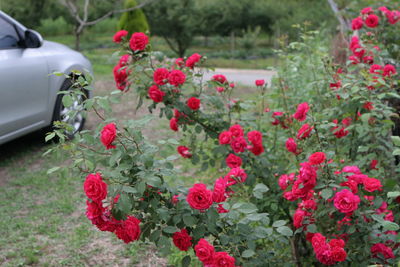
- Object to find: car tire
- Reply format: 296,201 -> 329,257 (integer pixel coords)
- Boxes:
51,77 -> 88,139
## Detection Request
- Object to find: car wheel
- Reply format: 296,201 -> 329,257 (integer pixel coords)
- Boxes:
52,78 -> 88,139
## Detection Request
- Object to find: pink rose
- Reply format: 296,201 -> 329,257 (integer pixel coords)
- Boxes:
362,177 -> 382,192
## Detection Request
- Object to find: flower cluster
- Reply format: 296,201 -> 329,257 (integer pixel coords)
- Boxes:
194,238 -> 236,267
219,124 -> 264,156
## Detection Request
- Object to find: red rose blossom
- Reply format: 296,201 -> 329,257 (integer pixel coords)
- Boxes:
83,173 -> 108,203
129,32 -> 149,51
362,177 -> 382,192
175,58 -> 184,67
286,138 -> 300,155
219,131 -> 232,145
100,123 -> 117,149
383,64 -> 396,77
212,177 -> 228,203
113,30 -> 128,43
334,189 -> 360,213
170,118 -> 178,131
86,200 -> 104,221
186,183 -> 213,210
172,229 -> 192,251
194,238 -> 215,265
113,64 -> 129,90
213,251 -> 236,267
293,208 -> 306,228
371,243 -> 395,259
177,146 -> 192,158
225,153 -> 242,168
148,85 -> 165,103
230,136 -> 247,153
114,216 -> 141,244
153,68 -> 170,85
247,130 -> 262,145
293,102 -> 310,121
308,152 -> 326,165
351,17 -> 364,30
365,14 -> 379,28
297,123 -> 313,139
186,53 -> 201,68
229,124 -> 244,138
168,69 -> 186,86
255,79 -> 265,86
212,74 -> 228,84
187,97 -> 200,110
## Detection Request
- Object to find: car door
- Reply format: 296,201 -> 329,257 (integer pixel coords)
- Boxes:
0,16 -> 49,139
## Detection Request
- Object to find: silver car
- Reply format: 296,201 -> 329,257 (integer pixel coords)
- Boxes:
0,11 -> 92,145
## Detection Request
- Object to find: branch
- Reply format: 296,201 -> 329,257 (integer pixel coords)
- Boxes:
60,0 -> 84,24
326,0 -> 351,33
83,0 -> 90,22
84,0 -> 157,26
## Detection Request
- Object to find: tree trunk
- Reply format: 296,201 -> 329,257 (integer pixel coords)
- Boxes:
75,30 -> 81,51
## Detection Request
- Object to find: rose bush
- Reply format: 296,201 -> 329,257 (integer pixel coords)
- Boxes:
48,5 -> 400,266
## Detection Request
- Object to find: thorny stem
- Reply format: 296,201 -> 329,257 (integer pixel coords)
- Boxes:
78,143 -> 112,156
92,106 -> 105,121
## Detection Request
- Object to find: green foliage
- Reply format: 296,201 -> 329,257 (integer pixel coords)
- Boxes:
118,0 -> 149,34
91,18 -> 119,34
37,17 -> 72,37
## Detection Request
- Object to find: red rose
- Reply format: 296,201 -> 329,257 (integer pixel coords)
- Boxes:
229,124 -> 244,137
349,36 -> 360,51
115,216 -> 141,244
230,136 -> 247,153
187,97 -> 200,110
113,64 -> 129,90
153,68 -> 170,85
365,14 -> 379,28
186,53 -> 201,68
113,30 -> 128,43
255,79 -> 265,86
383,64 -> 396,77
293,102 -> 309,121
219,131 -> 232,145
213,251 -> 236,267
83,173 -> 108,203
100,123 -> 117,149
226,167 -> 247,185
247,130 -> 262,145
170,118 -> 178,131
177,146 -> 192,158
351,17 -> 363,30
216,86 -> 225,93
286,138 -> 300,155
293,208 -> 306,228
118,54 -> 131,66
148,85 -> 165,103
250,144 -> 264,155
363,101 -> 374,110
225,153 -> 242,168
362,177 -> 382,192
212,177 -> 227,203
297,123 -> 313,139
361,7 -> 373,14
311,233 -> 326,250
168,69 -> 186,86
278,173 -> 295,190
187,183 -> 213,210
212,74 -> 228,84
129,32 -> 149,51
217,203 -> 229,213
308,152 -> 326,165
175,57 -> 184,67
371,243 -> 395,259
370,159 -> 378,170
172,229 -> 192,251
194,238 -> 215,265
86,200 -> 105,221
334,189 -> 360,213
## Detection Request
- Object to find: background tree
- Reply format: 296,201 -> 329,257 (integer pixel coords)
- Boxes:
59,0 -> 154,50
144,0 -> 198,57
118,0 -> 149,34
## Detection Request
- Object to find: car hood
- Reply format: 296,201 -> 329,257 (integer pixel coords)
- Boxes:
41,40 -> 77,53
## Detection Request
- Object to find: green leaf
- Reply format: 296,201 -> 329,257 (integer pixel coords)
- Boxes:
272,220 -> 286,228
382,221 -> 400,231
62,94 -> 73,108
183,215 -> 197,227
253,183 -> 269,199
393,149 -> 400,156
182,255 -> 191,267
391,136 -> 400,147
320,188 -> 333,200
47,166 -> 60,175
163,226 -> 178,234
237,203 -> 258,214
276,226 -> 293,237
45,132 -> 56,142
118,193 -> 132,214
387,191 -> 400,198
146,175 -> 162,188
242,249 -> 255,258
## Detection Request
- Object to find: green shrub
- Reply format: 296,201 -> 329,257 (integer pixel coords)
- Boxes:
37,16 -> 72,36
90,18 -> 119,34
118,0 -> 149,34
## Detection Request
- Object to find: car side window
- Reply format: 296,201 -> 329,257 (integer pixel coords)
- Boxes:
0,17 -> 20,49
